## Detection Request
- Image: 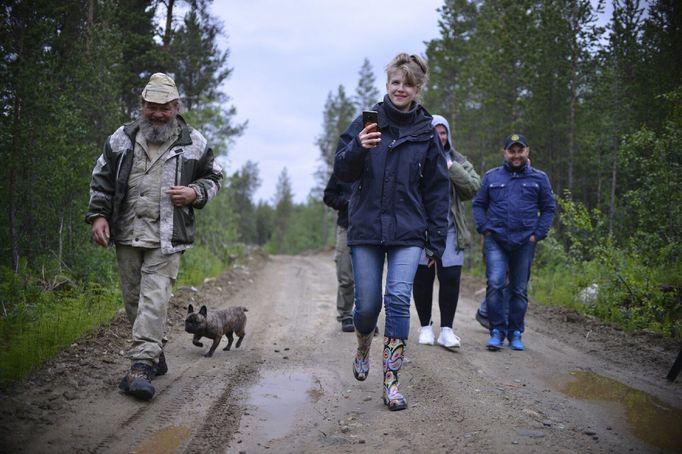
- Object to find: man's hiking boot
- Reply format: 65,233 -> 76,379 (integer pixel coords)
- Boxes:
341,318 -> 355,332
486,329 -> 505,351
154,351 -> 168,376
119,363 -> 155,401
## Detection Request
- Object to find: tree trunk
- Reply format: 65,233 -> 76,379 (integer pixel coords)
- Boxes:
58,216 -> 64,273
163,0 -> 175,50
88,0 -> 95,29
8,153 -> 18,272
567,0 -> 578,195
8,23 -> 25,272
608,142 -> 618,235
86,0 -> 95,50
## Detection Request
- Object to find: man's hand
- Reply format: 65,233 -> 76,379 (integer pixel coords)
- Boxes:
166,186 -> 197,207
91,217 -> 110,247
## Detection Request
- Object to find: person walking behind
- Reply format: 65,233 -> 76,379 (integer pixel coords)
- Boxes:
412,115 -> 480,349
334,53 -> 450,411
323,173 -> 356,333
86,73 -> 223,400
472,134 -> 555,351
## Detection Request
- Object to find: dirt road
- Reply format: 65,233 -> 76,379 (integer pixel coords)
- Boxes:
1,250 -> 680,453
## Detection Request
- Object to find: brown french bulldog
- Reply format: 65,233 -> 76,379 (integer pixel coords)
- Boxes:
184,304 -> 248,357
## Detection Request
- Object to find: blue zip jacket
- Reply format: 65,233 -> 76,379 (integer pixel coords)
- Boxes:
333,97 -> 450,258
472,160 -> 556,250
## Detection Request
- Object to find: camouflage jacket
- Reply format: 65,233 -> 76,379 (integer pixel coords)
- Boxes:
86,115 -> 223,254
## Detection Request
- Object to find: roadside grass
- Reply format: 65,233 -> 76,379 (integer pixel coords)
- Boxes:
531,248 -> 682,340
470,235 -> 682,340
0,282 -> 120,387
0,244 -> 234,388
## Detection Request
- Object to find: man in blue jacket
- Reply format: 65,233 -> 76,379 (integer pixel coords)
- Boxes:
473,134 -> 555,351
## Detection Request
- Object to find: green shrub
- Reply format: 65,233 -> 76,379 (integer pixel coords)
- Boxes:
177,245 -> 225,287
0,280 -> 120,387
530,194 -> 682,339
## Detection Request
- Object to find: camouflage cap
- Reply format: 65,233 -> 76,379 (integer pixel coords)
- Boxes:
141,73 -> 179,104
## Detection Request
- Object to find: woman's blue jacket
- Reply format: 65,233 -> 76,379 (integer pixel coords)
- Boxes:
333,100 -> 450,258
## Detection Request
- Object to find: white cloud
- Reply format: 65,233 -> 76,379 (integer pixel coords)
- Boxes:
212,0 -> 443,203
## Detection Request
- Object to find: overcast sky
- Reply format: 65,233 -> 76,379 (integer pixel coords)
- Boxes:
211,0 -> 444,203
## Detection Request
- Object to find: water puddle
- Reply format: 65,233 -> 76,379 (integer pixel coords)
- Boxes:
229,370 -> 314,450
560,370 -> 682,451
133,425 -> 191,454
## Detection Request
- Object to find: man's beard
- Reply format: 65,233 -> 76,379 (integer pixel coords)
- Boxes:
140,117 -> 178,144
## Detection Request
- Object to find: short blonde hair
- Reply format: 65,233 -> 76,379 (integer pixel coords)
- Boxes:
385,53 -> 428,90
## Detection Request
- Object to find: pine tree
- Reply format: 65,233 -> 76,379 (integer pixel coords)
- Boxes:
641,0 -> 682,127
524,0 -> 603,195
226,161 -> 262,243
314,85 -> 355,189
169,1 -> 245,158
602,0 -> 646,233
113,0 -> 160,116
354,58 -> 380,112
423,0 -> 478,124
269,168 -> 294,253
0,0 -> 130,271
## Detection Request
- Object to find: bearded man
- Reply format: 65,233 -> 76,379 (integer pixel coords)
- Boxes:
86,73 -> 223,400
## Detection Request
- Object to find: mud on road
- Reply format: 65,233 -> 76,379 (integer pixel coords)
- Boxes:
1,250 -> 680,453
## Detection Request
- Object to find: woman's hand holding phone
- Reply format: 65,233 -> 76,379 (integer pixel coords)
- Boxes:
360,110 -> 381,149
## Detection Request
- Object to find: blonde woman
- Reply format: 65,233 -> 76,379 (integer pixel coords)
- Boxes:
334,53 -> 450,411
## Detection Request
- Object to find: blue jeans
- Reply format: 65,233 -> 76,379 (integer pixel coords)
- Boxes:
479,287 -> 509,321
351,245 -> 422,339
484,236 -> 536,338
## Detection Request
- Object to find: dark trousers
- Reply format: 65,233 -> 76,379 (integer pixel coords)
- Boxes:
412,263 -> 462,328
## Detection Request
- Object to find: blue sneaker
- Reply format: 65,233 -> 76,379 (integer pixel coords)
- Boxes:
486,329 -> 505,351
509,331 -> 525,350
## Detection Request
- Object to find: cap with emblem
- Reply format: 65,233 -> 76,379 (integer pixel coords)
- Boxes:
503,134 -> 528,150
141,73 -> 179,104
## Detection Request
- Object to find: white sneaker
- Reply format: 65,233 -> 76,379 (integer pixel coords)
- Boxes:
418,325 -> 435,345
437,327 -> 461,348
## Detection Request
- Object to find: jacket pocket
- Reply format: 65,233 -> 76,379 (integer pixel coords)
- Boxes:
519,182 -> 540,213
521,182 -> 539,200
489,183 -> 506,202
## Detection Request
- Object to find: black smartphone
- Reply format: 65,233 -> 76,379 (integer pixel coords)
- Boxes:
362,110 -> 378,133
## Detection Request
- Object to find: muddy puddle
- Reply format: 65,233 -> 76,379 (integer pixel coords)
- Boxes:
227,370 -> 315,452
134,425 -> 192,454
560,370 -> 682,452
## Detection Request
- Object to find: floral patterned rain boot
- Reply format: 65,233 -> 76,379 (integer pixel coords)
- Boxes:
383,337 -> 407,411
353,330 -> 373,381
